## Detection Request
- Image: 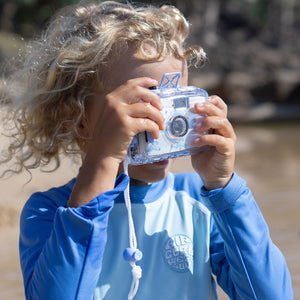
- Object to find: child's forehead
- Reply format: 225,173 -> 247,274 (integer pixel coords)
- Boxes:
105,51 -> 188,90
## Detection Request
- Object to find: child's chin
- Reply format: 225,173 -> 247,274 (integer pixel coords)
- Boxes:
129,160 -> 172,185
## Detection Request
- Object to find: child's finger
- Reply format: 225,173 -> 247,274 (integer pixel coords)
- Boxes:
133,117 -> 161,140
122,77 -> 162,110
128,102 -> 165,130
196,116 -> 236,140
140,88 -> 163,111
193,134 -> 235,155
209,95 -> 228,116
194,101 -> 225,118
129,77 -> 159,89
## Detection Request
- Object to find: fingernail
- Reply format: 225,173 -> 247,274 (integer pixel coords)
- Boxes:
196,103 -> 204,109
196,120 -> 203,129
194,137 -> 201,144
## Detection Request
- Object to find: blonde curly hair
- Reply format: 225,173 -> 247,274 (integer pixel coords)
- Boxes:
1,1 -> 206,174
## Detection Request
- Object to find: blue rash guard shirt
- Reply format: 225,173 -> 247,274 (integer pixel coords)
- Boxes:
19,172 -> 293,299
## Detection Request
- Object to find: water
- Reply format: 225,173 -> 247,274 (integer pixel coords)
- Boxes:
234,123 -> 300,299
0,123 -> 299,299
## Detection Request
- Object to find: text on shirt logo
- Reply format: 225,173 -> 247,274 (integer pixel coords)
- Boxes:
162,234 -> 193,273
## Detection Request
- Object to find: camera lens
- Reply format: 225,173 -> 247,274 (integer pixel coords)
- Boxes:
170,116 -> 188,137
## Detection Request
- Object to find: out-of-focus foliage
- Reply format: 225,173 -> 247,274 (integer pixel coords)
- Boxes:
1,0 -> 299,120
1,0 -> 299,46
0,0 -> 79,36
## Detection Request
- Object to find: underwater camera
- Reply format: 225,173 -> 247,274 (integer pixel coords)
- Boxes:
127,72 -> 209,165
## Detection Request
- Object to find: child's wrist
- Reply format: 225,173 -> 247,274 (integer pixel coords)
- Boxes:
202,174 -> 233,191
68,155 -> 121,207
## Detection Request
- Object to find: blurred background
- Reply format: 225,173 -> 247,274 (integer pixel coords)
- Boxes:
0,0 -> 299,299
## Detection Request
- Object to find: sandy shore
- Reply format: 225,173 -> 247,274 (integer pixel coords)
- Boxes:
0,155 -> 80,299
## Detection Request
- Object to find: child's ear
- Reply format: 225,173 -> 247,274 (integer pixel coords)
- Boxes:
76,117 -> 91,152
77,117 -> 91,139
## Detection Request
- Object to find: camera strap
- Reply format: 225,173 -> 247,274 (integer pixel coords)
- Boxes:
123,158 -> 143,300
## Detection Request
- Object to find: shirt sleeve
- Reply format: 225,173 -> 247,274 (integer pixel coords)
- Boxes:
19,173 -> 129,300
201,172 -> 293,300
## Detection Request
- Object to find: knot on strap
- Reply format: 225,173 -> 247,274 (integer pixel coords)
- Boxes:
132,264 -> 142,280
128,263 -> 142,300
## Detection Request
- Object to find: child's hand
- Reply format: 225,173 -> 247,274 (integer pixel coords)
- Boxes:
191,96 -> 236,190
86,77 -> 165,164
68,77 -> 164,207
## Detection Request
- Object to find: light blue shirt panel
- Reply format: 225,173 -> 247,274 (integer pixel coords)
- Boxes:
95,174 -> 216,299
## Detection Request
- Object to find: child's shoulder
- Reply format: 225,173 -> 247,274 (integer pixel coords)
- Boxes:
22,177 -> 76,217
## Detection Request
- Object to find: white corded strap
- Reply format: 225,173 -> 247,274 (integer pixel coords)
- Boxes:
123,158 -> 143,300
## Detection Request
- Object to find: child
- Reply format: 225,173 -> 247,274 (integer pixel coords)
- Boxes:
2,1 -> 293,299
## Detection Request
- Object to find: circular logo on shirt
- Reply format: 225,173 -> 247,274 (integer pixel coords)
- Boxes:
162,234 -> 193,273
